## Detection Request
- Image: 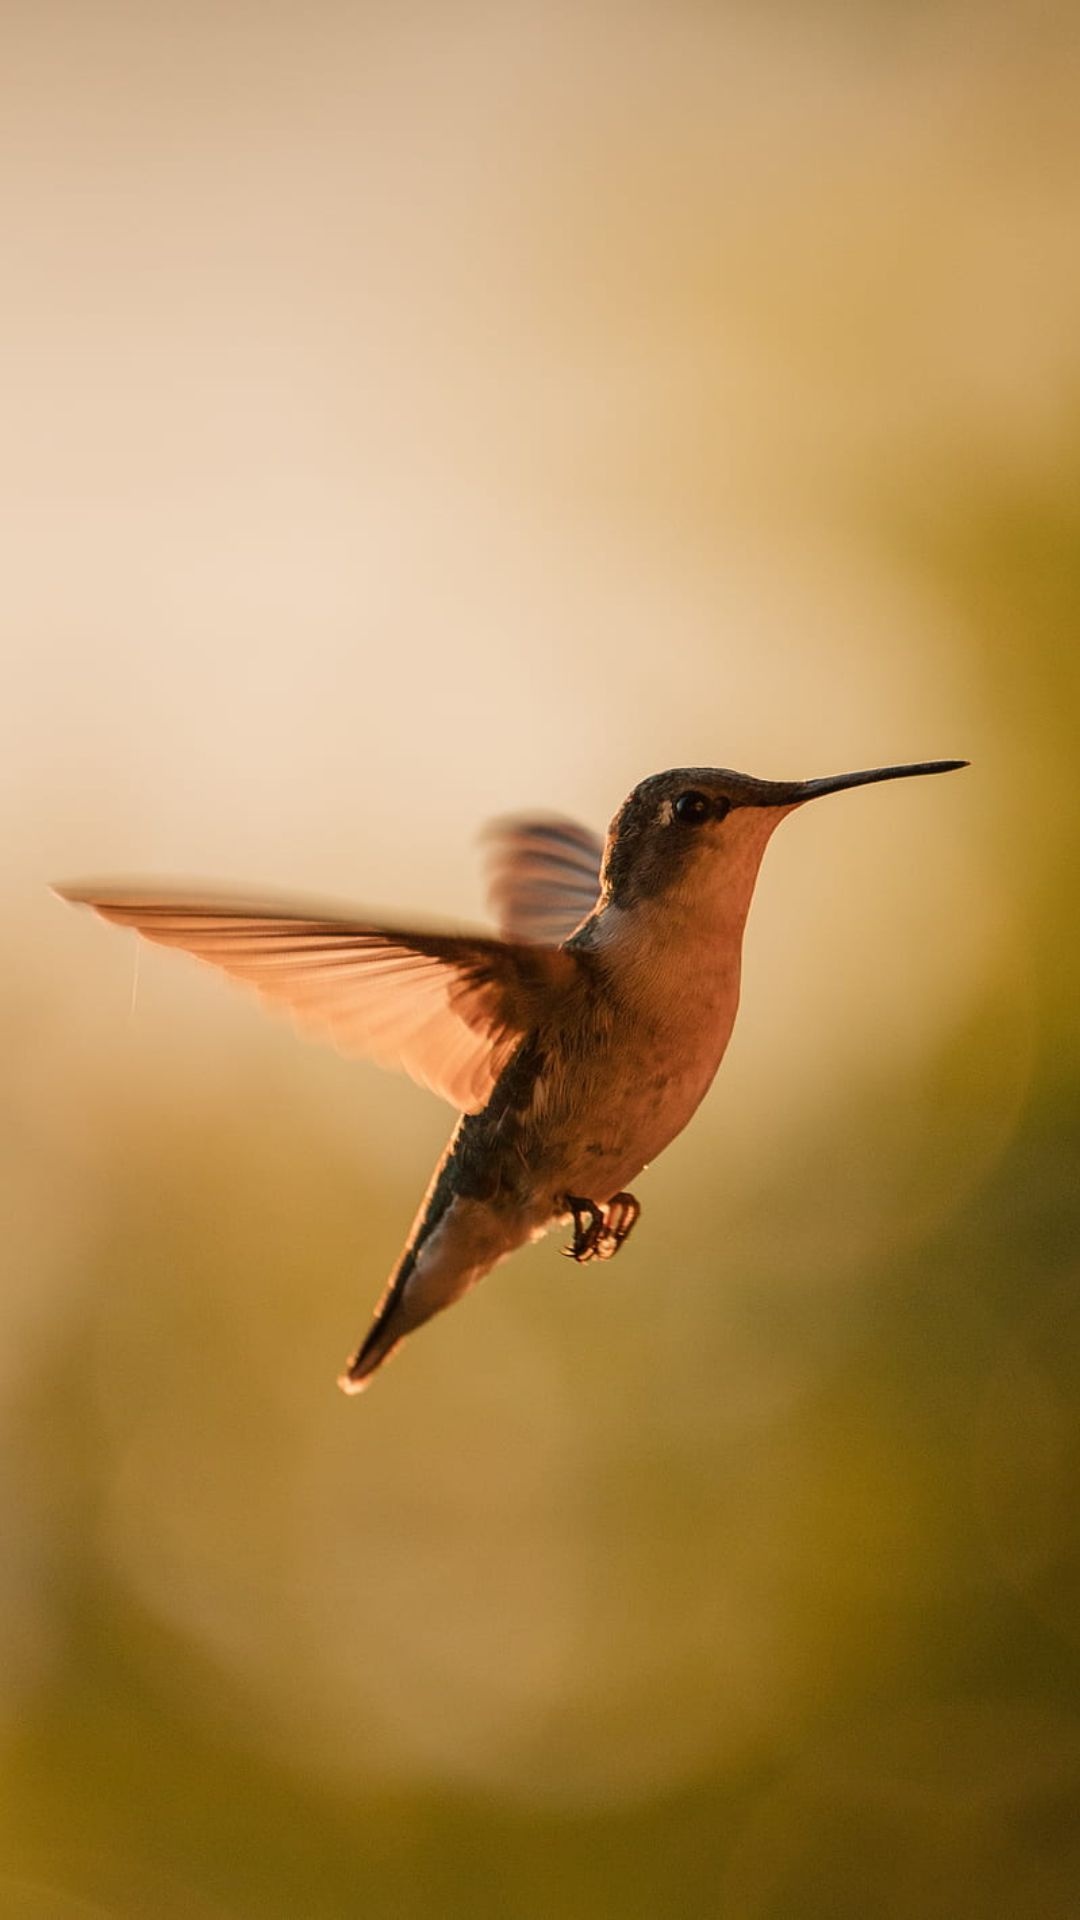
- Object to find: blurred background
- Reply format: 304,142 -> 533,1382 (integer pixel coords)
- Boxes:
2,2 -> 1079,1914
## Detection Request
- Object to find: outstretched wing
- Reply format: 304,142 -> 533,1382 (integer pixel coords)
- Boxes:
481,814 -> 605,945
55,885 -> 575,1113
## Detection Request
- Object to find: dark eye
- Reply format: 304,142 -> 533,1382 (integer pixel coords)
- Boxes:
673,790 -> 712,825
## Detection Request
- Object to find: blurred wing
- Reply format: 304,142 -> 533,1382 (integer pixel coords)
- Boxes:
481,814 -> 605,944
56,886 -> 574,1113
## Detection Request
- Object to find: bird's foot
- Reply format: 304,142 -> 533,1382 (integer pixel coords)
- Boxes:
560,1191 -> 641,1263
596,1191 -> 641,1259
560,1196 -> 604,1262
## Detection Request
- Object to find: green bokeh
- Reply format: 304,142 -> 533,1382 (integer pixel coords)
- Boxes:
4,6 -> 1080,1916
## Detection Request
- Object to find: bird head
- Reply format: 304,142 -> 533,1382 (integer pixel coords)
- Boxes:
599,759 -> 967,919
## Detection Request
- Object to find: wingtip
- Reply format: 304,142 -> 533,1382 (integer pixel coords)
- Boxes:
51,881 -> 133,917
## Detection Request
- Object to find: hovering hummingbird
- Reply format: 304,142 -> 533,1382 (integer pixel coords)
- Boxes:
57,757 -> 965,1393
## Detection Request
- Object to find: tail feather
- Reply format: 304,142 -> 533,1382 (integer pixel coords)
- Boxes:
338,1332 -> 402,1394
338,1252 -> 417,1394
337,1194 -> 517,1395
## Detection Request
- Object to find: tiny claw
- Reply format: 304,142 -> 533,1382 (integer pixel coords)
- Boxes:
559,1191 -> 642,1264
561,1195 -> 605,1262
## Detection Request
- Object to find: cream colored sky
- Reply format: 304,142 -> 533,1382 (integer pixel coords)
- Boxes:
3,0 -> 1079,1809
4,0 -> 1074,1144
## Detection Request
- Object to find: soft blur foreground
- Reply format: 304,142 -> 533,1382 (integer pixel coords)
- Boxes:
3,4 -> 1080,1916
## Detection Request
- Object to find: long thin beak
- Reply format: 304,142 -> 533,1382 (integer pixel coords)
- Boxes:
752,759 -> 968,807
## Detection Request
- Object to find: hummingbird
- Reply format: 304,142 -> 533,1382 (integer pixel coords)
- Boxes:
56,757 -> 965,1394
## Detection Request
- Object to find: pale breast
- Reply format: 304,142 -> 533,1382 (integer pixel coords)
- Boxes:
533,910 -> 743,1204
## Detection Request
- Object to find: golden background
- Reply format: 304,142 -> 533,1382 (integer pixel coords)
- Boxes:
2,3 -> 1079,1914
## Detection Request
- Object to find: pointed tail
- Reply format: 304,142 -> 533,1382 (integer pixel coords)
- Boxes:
337,1248 -> 418,1394
337,1194 -> 514,1395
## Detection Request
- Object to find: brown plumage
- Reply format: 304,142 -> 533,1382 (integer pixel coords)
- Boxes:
55,757 -> 965,1392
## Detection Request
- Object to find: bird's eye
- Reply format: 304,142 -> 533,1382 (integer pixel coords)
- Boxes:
673,790 -> 712,825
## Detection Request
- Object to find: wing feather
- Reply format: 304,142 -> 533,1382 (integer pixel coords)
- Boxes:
55,885 -> 574,1113
481,814 -> 604,944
